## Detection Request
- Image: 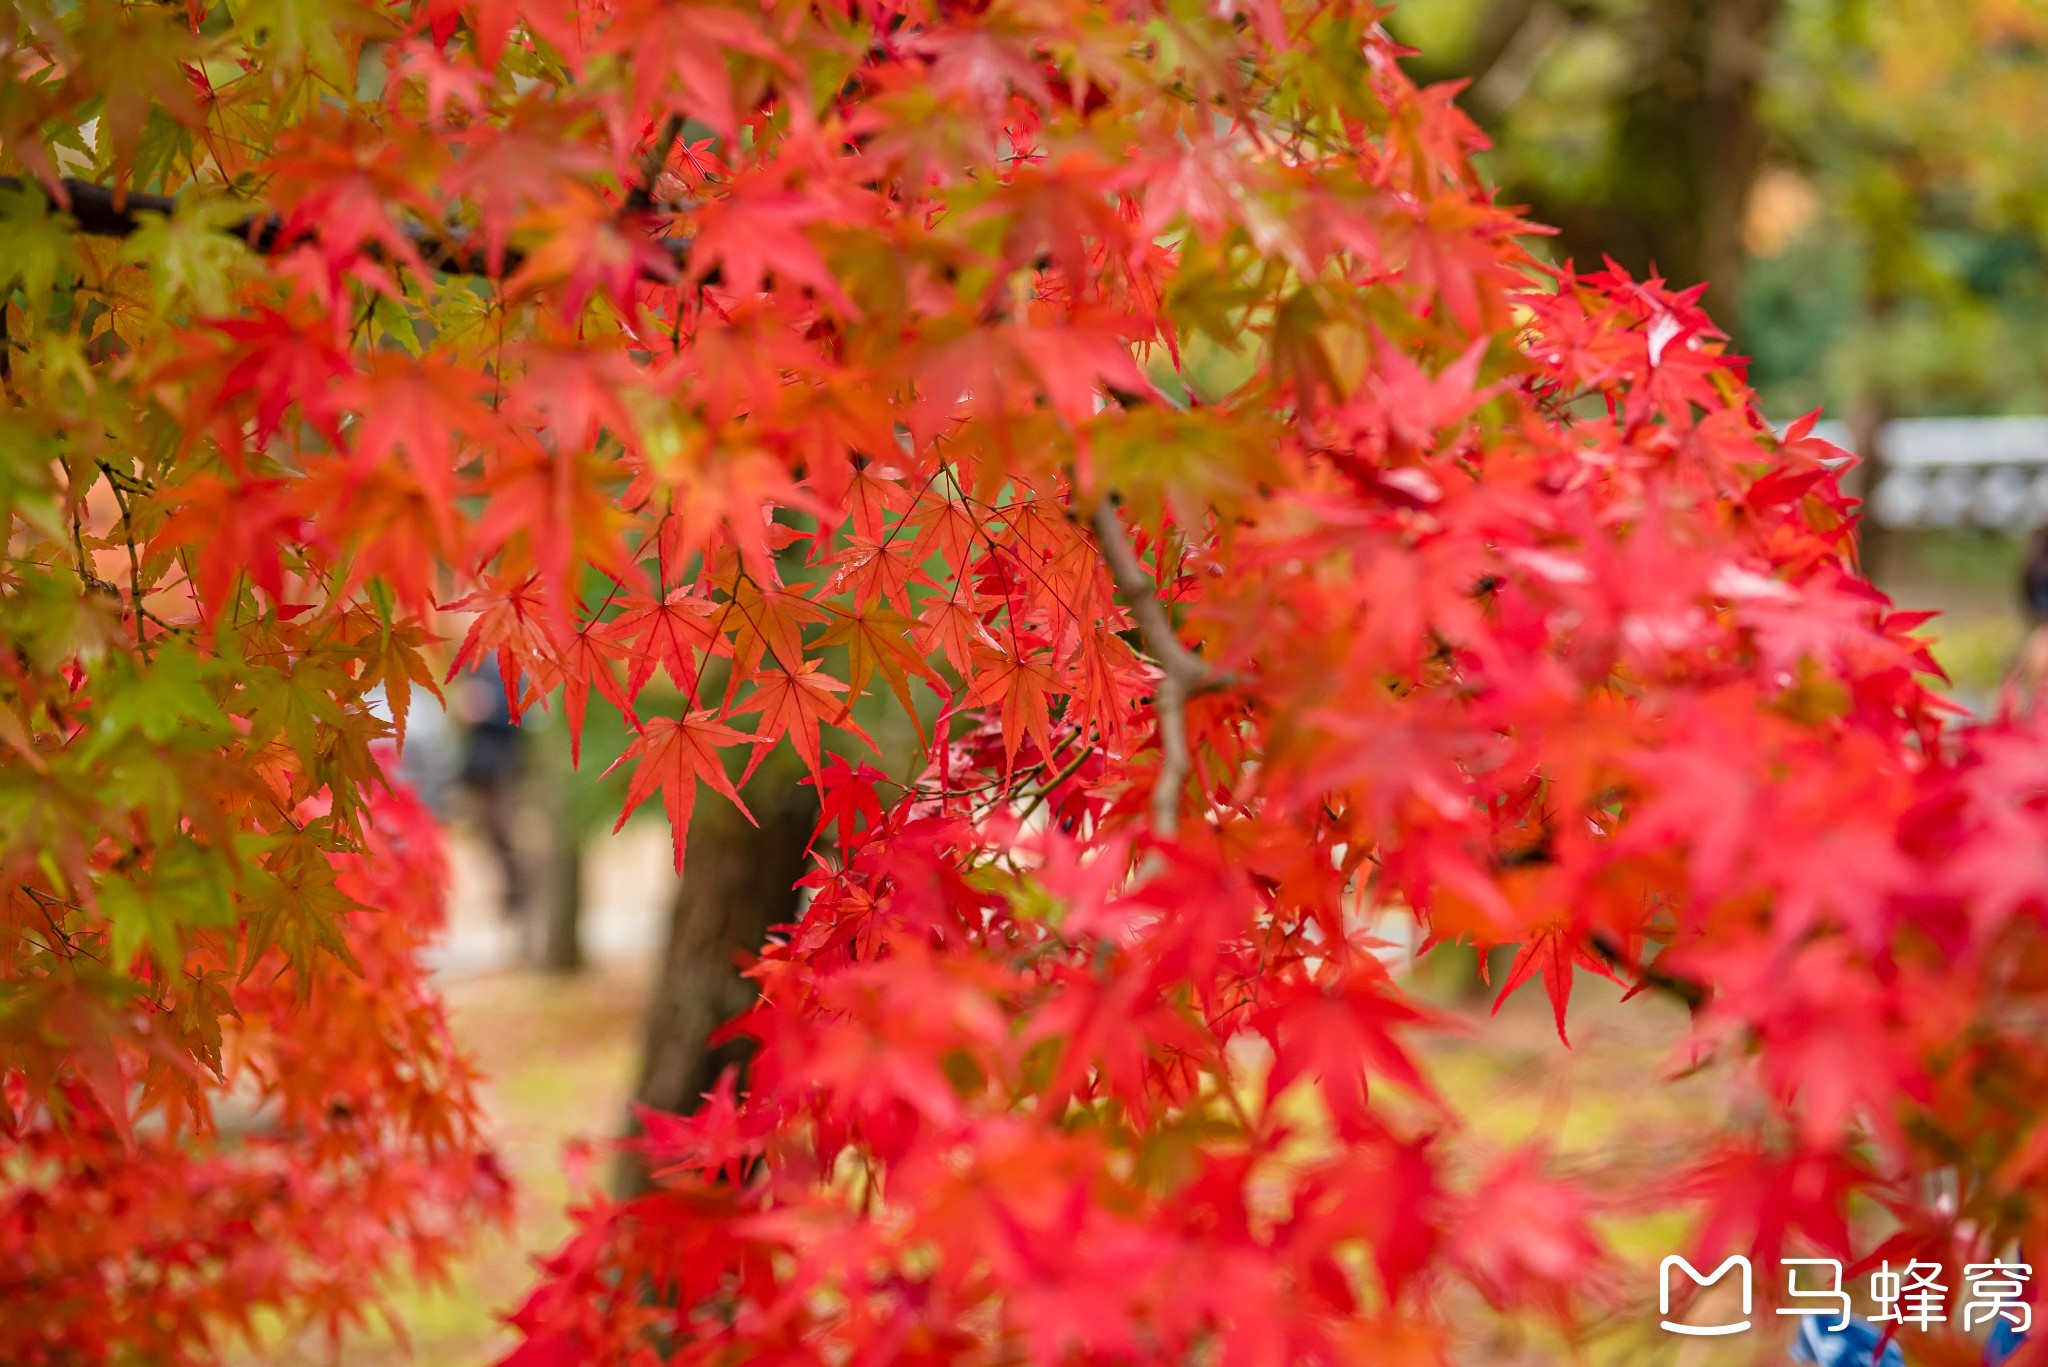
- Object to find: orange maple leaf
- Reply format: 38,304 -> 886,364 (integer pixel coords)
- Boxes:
731,661 -> 874,781
605,711 -> 765,872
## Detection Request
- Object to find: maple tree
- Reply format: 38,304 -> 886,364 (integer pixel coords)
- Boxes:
8,0 -> 2048,1363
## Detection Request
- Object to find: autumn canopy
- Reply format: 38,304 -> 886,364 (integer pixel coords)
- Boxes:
1,0 -> 2043,1362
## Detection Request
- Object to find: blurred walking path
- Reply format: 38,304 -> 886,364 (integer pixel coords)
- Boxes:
249,818 -> 676,1365
425,817 -> 677,978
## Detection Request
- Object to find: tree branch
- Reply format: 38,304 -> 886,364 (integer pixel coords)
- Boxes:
5,176 -> 692,283
1459,0 -> 1540,93
626,115 -> 685,213
1465,1 -> 1572,119
1587,932 -> 1709,1011
98,463 -> 147,655
1090,499 -> 1229,838
1015,740 -> 1094,826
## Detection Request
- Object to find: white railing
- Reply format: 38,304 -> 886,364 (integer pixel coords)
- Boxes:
1803,417 -> 2048,530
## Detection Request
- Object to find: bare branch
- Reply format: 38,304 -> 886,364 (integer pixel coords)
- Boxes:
1015,740 -> 1094,826
1587,932 -> 1709,1011
99,464 -> 146,655
1090,499 -> 1229,838
626,114 -> 686,213
3,176 -> 693,284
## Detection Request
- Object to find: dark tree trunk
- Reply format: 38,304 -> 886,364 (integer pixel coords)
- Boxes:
1696,0 -> 1777,313
612,754 -> 818,1196
1425,0 -> 1784,340
532,723 -> 586,974
537,831 -> 585,973
1848,394 -> 1893,588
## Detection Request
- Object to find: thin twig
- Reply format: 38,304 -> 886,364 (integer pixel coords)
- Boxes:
1587,932 -> 1709,1011
1090,499 -> 1229,838
626,115 -> 685,213
70,495 -> 90,591
1014,742 -> 1094,826
97,461 -> 147,653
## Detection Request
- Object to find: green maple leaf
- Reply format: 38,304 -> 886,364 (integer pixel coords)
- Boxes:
85,645 -> 230,760
0,184 -> 80,307
120,198 -> 251,316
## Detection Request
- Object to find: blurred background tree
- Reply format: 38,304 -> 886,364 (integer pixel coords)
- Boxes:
1752,0 -> 2048,423
1392,0 -> 2048,651
1393,0 -> 1779,317
1391,0 -> 2048,414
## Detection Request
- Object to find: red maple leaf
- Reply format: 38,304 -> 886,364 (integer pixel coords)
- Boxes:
604,589 -> 724,698
1488,928 -> 1621,1045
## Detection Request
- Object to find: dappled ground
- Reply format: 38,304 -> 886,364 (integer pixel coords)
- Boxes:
1410,968 -> 1766,1367
364,959 -> 657,1365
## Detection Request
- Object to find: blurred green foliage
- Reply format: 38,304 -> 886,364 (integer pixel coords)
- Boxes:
1389,0 -> 2048,422
1391,0 -> 1775,322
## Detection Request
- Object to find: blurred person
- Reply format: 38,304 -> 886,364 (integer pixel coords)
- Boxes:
2025,526 -> 2048,624
454,654 -> 528,920
392,688 -> 462,816
2010,527 -> 2048,703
